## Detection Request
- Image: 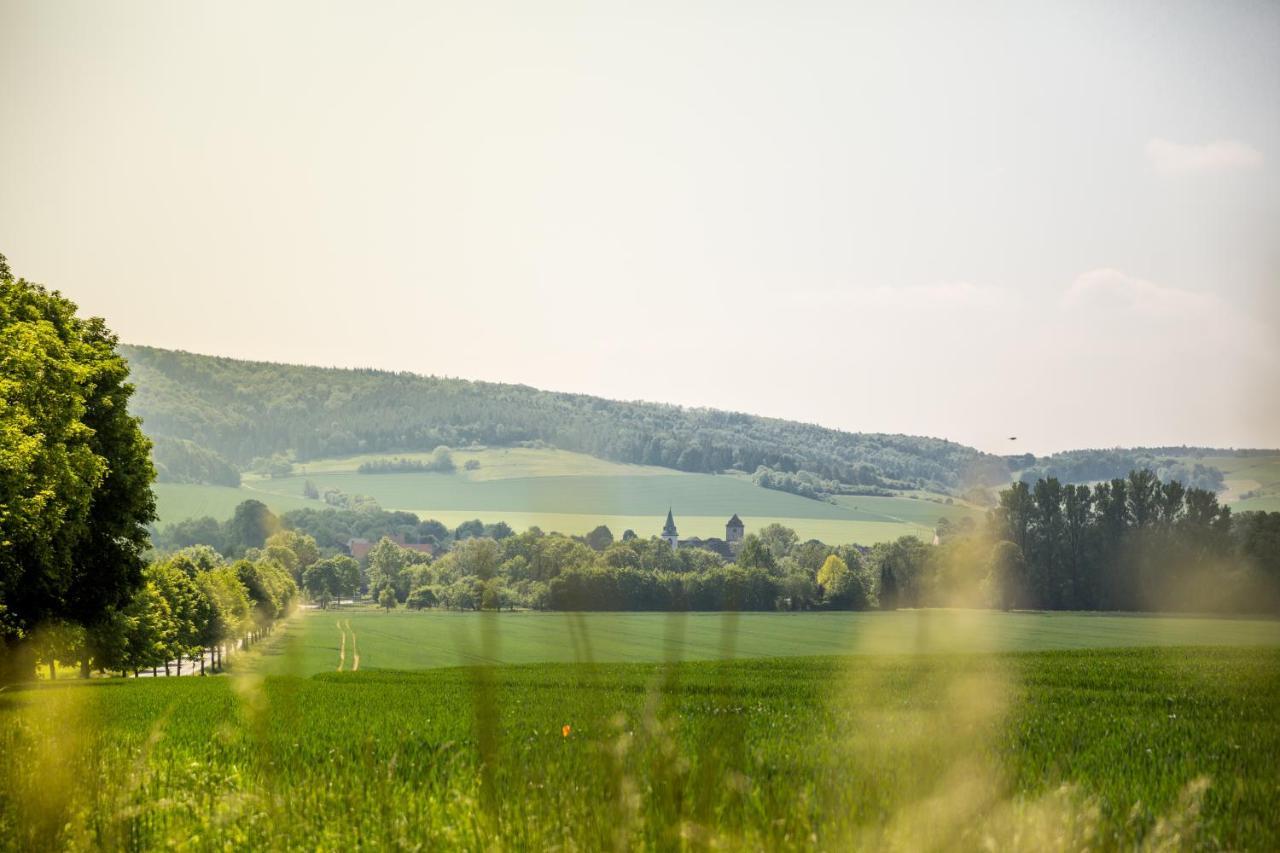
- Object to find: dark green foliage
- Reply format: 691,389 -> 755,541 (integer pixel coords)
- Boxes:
151,436 -> 240,486
251,453 -> 293,478
584,525 -> 614,551
986,541 -> 1026,611
1233,511 -> 1280,608
406,586 -> 438,609
224,500 -> 278,557
735,534 -> 777,573
751,465 -> 843,500
0,257 -> 156,680
158,504 -> 442,555
992,470 -> 1277,613
302,556 -> 359,607
358,446 -> 456,474
879,563 -> 899,610
121,344 -> 1010,491
1015,447 -> 1229,491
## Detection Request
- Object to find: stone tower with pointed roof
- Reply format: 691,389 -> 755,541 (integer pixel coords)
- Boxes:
662,509 -> 679,551
725,513 -> 745,554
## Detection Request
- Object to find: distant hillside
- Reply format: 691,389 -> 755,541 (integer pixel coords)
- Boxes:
121,345 -> 1010,492
1008,447 -> 1279,493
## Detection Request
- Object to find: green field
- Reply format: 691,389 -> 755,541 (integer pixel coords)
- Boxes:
257,608 -> 1280,676
153,482 -> 317,524
4,644 -> 1277,849
155,447 -> 987,545
1209,454 -> 1280,512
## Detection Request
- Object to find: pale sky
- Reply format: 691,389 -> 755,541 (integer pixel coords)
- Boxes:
2,0 -> 1277,454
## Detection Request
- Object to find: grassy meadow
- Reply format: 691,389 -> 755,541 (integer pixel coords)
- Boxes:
155,446 -> 986,544
255,608 -> 1280,676
3,644 -> 1278,849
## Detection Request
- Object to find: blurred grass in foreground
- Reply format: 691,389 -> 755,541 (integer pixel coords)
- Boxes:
2,646 -> 1277,850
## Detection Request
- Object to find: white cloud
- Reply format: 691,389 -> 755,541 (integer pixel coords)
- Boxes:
1062,268 -> 1220,317
1060,269 -> 1277,369
1145,138 -> 1263,175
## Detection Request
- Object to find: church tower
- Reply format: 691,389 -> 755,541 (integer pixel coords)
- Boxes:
726,513 -> 744,555
662,509 -> 679,551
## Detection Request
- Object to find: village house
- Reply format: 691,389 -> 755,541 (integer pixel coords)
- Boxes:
345,532 -> 435,561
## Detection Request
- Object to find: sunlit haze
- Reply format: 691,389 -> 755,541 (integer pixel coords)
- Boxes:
2,0 -> 1277,454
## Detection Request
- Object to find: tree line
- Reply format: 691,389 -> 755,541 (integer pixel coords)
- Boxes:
153,500 -> 507,557
32,545 -> 297,679
356,446 -> 457,474
355,523 -> 881,613
156,467 -> 1280,619
987,470 -> 1278,612
1011,448 -> 1228,492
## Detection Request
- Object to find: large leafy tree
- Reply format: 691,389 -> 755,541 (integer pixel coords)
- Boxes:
225,499 -> 278,556
0,255 -> 156,680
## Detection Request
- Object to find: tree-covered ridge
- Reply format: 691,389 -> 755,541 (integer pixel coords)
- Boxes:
121,344 -> 1011,492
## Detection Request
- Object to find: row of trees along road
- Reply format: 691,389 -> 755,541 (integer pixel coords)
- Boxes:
0,254 -> 300,681
33,546 -> 297,678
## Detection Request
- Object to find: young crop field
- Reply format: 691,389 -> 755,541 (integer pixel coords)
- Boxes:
255,608 -> 1280,676
2,646 -> 1277,849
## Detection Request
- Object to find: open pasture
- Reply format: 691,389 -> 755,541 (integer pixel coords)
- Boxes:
3,646 -> 1277,849
256,608 -> 1280,676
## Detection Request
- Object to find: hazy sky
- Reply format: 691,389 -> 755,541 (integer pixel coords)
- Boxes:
2,0 -> 1277,454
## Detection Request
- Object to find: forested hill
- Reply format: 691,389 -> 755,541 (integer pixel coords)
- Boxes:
121,345 -> 1010,491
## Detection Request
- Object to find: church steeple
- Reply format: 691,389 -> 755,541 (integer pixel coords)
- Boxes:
661,509 -> 679,550
725,513 -> 744,555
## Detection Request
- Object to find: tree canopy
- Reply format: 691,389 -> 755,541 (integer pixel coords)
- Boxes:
1,255 -> 156,680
